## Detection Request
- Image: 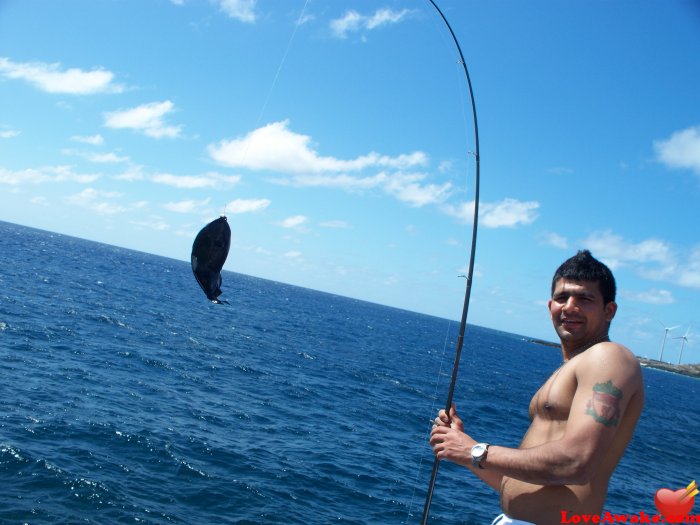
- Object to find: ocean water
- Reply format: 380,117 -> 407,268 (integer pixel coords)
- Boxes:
0,220 -> 697,525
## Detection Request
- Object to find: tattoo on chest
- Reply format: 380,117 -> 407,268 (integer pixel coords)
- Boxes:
585,380 -> 622,427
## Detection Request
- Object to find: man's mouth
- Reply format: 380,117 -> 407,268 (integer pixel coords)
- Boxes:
561,318 -> 583,329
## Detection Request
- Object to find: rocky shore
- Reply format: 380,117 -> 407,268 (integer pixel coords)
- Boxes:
638,357 -> 700,379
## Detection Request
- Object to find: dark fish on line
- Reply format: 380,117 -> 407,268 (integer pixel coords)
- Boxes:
191,216 -> 231,304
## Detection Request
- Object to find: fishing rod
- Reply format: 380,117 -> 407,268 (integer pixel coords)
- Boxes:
421,1 -> 480,523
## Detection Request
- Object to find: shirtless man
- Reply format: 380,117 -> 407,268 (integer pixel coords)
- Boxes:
430,250 -> 644,525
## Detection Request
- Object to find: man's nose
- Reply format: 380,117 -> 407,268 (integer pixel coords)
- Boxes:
562,297 -> 578,311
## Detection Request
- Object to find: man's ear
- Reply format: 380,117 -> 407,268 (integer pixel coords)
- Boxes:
605,301 -> 617,322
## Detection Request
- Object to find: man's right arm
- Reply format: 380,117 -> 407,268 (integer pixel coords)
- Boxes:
432,405 -> 503,492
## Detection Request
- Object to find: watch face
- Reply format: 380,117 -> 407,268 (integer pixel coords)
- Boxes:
473,444 -> 486,456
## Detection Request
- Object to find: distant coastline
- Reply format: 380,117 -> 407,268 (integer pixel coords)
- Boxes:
637,357 -> 700,379
527,338 -> 560,349
527,338 -> 700,379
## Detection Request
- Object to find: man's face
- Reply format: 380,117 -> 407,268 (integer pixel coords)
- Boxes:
548,279 -> 617,348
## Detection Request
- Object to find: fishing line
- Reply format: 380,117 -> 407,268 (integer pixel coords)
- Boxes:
252,0 -> 310,132
420,1 -> 481,523
228,0 -> 310,173
220,0 -> 308,216
405,318 -> 454,522
425,3 -> 473,190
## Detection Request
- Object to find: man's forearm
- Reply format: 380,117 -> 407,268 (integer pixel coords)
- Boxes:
467,463 -> 503,492
482,441 -> 592,485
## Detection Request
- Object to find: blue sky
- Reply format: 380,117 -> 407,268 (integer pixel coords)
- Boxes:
1,0 -> 699,364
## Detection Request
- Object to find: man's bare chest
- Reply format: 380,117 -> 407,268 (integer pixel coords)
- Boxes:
528,364 -> 577,421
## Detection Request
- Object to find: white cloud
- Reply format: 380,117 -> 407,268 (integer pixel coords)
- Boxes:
444,198 -> 539,228
279,172 -> 386,190
540,231 -> 569,249
367,8 -> 410,29
283,250 -> 302,259
208,120 -> 426,173
579,231 -> 700,291
114,165 -> 145,181
330,8 -> 410,38
330,10 -> 363,38
63,148 -> 129,163
163,198 -> 211,213
0,165 -> 99,185
383,171 -> 451,207
86,152 -> 129,163
0,129 -> 20,138
282,171 -> 450,207
654,125 -> 700,176
441,201 -> 474,223
65,188 -> 126,214
104,101 -> 182,139
320,220 -> 349,229
622,288 -> 675,305
226,198 -> 270,214
677,246 -> 700,289
297,12 -> 314,26
438,160 -> 453,173
581,230 -> 673,270
71,134 -> 104,145
217,0 -> 256,23
254,245 -> 273,256
30,196 -> 48,206
480,199 -> 539,228
279,215 -> 308,229
0,57 -> 123,95
151,172 -> 241,189
208,120 -> 447,207
129,218 -> 170,231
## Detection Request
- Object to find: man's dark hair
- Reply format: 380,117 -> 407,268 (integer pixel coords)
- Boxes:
551,250 -> 616,304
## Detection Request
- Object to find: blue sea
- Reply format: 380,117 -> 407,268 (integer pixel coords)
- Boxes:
0,220 -> 697,524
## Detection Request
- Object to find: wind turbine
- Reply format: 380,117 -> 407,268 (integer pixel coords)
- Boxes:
658,321 -> 680,362
673,326 -> 691,365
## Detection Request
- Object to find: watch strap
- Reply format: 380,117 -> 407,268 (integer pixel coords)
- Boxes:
471,443 -> 490,469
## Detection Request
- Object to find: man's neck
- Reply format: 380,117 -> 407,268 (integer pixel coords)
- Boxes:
562,333 -> 610,361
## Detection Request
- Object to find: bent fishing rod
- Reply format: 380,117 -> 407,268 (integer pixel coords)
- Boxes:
421,1 -> 480,523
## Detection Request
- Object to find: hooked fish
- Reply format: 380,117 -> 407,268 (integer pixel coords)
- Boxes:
191,216 -> 231,304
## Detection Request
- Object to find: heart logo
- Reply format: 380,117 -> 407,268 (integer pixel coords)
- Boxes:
654,486 -> 696,523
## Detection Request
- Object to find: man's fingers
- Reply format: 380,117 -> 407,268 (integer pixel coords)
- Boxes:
430,425 -> 445,441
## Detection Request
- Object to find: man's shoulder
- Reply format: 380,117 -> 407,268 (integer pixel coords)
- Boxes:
582,340 -> 637,362
576,341 -> 643,381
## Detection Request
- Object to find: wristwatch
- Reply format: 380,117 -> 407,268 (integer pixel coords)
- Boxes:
471,442 -> 490,469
